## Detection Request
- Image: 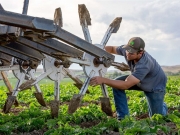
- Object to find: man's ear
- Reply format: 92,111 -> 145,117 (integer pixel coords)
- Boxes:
138,51 -> 144,55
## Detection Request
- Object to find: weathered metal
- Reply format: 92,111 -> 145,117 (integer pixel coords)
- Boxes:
0,46 -> 31,60
1,72 -> 19,106
17,37 -> 83,58
2,42 -> 44,61
0,10 -> 115,61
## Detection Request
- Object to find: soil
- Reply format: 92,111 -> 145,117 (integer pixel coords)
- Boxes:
80,120 -> 100,128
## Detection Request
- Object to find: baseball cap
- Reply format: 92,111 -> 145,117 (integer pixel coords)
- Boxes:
123,37 -> 145,53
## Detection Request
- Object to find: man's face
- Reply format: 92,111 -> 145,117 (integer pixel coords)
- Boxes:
125,50 -> 140,61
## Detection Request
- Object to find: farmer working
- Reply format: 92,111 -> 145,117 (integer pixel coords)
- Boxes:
90,37 -> 168,120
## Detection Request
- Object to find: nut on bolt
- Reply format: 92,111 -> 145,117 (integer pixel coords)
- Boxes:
54,60 -> 71,68
103,59 -> 111,68
30,60 -> 39,69
63,61 -> 71,68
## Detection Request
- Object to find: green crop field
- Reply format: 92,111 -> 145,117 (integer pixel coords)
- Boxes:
0,76 -> 179,135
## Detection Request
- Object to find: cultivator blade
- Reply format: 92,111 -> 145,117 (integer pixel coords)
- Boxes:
100,17 -> 122,46
0,71 -> 19,106
68,94 -> 82,114
99,70 -> 113,116
19,79 -> 36,90
73,83 -> 83,90
6,92 -> 19,107
63,68 -> 90,93
54,7 -> 62,28
3,95 -> 16,113
34,92 -> 46,107
78,4 -> 91,26
50,100 -> 60,118
100,97 -> 113,116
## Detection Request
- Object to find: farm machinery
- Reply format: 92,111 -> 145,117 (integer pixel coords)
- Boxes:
0,0 -> 129,118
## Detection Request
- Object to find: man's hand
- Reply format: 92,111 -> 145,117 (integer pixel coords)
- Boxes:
90,76 -> 104,86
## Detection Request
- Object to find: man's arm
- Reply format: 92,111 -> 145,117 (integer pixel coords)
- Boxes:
90,75 -> 140,90
105,46 -> 119,54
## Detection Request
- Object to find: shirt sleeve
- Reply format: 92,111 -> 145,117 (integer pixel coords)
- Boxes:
132,64 -> 150,81
116,45 -> 126,56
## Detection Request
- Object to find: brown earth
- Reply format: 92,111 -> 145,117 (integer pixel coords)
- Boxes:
161,65 -> 180,73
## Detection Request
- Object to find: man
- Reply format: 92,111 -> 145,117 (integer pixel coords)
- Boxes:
90,37 -> 168,120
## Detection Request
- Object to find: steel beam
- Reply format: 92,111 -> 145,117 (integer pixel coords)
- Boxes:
16,37 -> 59,57
17,37 -> 83,58
0,53 -> 12,62
39,38 -> 84,58
0,25 -> 16,34
52,28 -> 114,60
1,42 -> 44,61
0,23 -> 83,59
0,46 -> 31,60
0,10 -> 114,61
0,9 -> 56,32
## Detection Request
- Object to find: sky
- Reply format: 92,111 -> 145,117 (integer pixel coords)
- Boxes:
0,0 -> 179,70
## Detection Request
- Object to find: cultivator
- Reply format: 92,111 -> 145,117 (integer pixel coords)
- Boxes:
0,1 -> 129,118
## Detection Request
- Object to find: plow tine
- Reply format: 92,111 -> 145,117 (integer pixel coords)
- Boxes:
68,70 -> 95,114
1,71 -> 19,106
3,95 -> 16,113
100,17 -> 122,47
34,92 -> 46,107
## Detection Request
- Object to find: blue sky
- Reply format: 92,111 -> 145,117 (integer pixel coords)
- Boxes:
1,0 -> 179,69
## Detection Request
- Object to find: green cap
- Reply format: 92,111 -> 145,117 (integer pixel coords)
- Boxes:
123,37 -> 145,53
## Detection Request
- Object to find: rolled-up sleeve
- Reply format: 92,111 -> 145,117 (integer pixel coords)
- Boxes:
116,45 -> 126,56
132,64 -> 150,81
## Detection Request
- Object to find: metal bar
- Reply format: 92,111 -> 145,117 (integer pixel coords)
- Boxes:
65,57 -> 90,66
0,46 -> 31,60
79,70 -> 95,95
0,53 -> 12,62
99,69 -> 108,97
17,37 -> 83,58
0,9 -> 56,32
22,0 -> 29,15
19,0 -> 30,36
2,42 -> 44,61
1,71 -> 13,92
0,4 -> 4,10
63,68 -> 83,85
31,68 -> 54,86
0,10 -> 114,61
81,23 -> 92,43
78,4 -> 92,43
28,70 -> 42,93
19,67 -> 54,90
16,37 -> 62,57
53,28 -> 114,60
0,65 -> 19,71
100,17 -> 122,46
12,73 -> 25,96
39,38 -> 84,58
0,25 -> 16,34
54,73 -> 60,101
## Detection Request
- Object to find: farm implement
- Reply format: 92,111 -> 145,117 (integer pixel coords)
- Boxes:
0,0 -> 130,118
